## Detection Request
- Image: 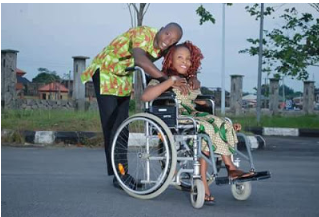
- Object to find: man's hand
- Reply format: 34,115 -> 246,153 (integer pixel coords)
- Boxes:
171,76 -> 189,95
188,77 -> 201,90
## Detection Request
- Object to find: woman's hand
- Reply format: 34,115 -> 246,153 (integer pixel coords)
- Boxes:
194,99 -> 208,106
188,77 -> 201,90
171,76 -> 189,95
233,123 -> 242,132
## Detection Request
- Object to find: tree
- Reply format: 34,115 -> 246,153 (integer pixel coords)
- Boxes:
196,4 -> 233,25
32,68 -> 61,83
196,5 -> 216,25
240,4 -> 319,80
310,3 -> 319,12
32,68 -> 63,100
200,86 -> 214,95
196,4 -> 233,115
127,3 -> 150,112
127,3 -> 150,27
279,84 -> 295,97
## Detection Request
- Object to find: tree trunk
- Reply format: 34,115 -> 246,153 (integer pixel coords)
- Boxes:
134,3 -> 148,113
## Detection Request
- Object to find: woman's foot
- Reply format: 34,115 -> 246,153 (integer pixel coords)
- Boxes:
204,194 -> 215,205
228,169 -> 254,179
226,165 -> 254,179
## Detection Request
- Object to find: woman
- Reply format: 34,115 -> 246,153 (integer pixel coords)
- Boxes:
142,41 -> 253,204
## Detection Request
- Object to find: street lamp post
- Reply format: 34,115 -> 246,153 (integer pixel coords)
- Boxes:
256,3 -> 264,124
221,3 -> 226,116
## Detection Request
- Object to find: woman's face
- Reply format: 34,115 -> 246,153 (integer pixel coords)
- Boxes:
172,46 -> 191,75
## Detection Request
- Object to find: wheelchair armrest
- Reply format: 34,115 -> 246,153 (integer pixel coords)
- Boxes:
195,95 -> 215,100
194,95 -> 215,115
150,90 -> 176,107
156,90 -> 176,100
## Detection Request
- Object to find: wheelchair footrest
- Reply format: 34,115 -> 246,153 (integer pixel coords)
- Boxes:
234,171 -> 271,184
215,171 -> 271,185
215,176 -> 230,185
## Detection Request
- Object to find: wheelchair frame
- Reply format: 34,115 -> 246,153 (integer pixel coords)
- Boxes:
111,66 -> 270,209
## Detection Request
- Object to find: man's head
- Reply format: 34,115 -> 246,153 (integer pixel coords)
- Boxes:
154,22 -> 183,51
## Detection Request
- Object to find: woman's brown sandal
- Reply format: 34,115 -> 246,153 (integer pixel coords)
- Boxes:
226,165 -> 254,180
204,194 -> 215,205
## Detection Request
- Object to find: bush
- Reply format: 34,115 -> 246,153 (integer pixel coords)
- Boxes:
129,99 -> 136,114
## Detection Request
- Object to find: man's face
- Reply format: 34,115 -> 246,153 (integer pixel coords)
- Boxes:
154,26 -> 182,51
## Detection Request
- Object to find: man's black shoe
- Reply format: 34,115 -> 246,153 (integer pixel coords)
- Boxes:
112,176 -> 123,190
113,174 -> 144,190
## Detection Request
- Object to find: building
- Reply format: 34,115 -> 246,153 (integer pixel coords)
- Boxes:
38,82 -> 69,100
16,68 -> 31,98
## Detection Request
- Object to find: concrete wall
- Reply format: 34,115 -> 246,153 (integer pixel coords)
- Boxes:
269,78 -> 280,115
303,81 -> 315,114
1,49 -> 19,109
230,75 -> 243,115
15,99 -> 98,111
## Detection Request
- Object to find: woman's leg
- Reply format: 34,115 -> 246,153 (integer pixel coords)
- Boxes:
222,155 -> 237,170
200,151 -> 214,203
200,157 -> 210,195
222,155 -> 254,179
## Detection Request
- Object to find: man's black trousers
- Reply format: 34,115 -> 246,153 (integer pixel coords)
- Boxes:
92,69 -> 130,176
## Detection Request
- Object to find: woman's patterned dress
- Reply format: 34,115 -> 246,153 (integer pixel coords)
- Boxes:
149,79 -> 238,156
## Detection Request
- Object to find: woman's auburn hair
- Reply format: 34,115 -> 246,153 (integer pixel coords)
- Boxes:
162,40 -> 204,79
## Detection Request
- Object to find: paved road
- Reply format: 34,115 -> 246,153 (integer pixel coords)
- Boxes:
2,136 -> 319,217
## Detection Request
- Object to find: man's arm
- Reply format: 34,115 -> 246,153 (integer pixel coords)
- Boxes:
133,47 -> 189,95
188,76 -> 201,90
132,48 -> 165,79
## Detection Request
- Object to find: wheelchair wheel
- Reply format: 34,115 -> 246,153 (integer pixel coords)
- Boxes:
190,179 -> 205,209
111,113 -> 176,199
174,143 -> 216,191
231,182 -> 252,200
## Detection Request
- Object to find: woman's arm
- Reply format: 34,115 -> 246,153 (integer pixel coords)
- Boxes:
141,76 -> 186,102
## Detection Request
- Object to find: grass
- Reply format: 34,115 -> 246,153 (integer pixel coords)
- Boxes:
229,115 -> 319,129
1,109 -> 101,132
1,109 -> 319,132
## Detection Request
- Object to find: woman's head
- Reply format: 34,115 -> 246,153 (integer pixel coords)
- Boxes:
162,41 -> 203,78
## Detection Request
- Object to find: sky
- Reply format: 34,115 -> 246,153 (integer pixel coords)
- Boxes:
1,3 -> 318,93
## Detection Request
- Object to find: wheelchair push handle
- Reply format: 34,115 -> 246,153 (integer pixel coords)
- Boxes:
125,66 -> 145,73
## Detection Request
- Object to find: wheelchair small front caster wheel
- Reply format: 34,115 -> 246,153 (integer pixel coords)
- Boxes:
190,179 -> 205,208
231,181 -> 252,200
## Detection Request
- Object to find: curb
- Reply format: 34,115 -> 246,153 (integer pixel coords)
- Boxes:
244,127 -> 319,137
1,130 -> 102,145
2,127 -> 319,146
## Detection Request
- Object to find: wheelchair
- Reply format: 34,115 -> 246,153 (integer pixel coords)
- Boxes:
111,66 -> 271,209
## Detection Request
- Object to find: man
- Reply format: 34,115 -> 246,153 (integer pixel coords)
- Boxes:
81,22 -> 199,188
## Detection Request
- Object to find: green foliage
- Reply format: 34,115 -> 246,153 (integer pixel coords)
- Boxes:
2,110 -> 319,136
32,68 -> 61,83
230,115 -> 319,129
196,5 -> 215,25
2,130 -> 25,144
200,86 -> 214,95
129,99 -> 136,114
240,5 -> 319,80
245,3 -> 275,20
196,4 -> 234,25
279,84 -> 295,96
